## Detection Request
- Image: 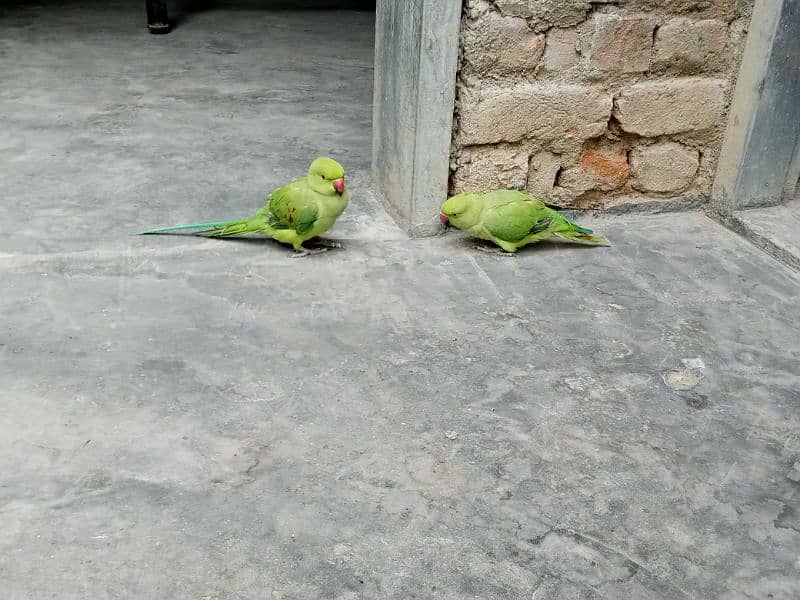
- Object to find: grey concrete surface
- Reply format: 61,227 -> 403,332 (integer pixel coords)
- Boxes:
0,0 -> 393,256
723,200 -> 800,272
3,3 -> 800,600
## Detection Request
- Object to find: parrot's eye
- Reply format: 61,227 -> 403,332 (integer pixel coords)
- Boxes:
321,175 -> 326,179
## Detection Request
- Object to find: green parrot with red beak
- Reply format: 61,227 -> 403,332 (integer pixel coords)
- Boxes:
139,157 -> 348,257
440,190 -> 610,255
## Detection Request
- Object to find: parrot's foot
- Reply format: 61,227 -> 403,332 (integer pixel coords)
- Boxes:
290,247 -> 329,258
474,245 -> 516,257
314,239 -> 344,249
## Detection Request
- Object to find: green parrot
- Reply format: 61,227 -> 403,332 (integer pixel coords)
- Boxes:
139,157 -> 349,257
439,190 -> 610,255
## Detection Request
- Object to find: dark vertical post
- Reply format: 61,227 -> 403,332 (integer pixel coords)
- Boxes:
712,0 -> 800,211
146,0 -> 171,34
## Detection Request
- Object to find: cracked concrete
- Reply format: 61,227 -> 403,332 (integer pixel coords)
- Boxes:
2,2 -> 800,599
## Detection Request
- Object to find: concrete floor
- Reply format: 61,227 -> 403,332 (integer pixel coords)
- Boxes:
726,200 -> 800,273
2,3 -> 800,600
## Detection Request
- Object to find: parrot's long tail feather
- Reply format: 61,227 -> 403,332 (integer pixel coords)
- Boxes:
554,227 -> 611,246
138,219 -> 251,236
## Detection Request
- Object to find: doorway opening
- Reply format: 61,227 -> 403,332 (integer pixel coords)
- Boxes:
148,0 -> 462,236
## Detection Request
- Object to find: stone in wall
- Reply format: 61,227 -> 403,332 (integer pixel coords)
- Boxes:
459,83 -> 612,147
637,0 -> 738,22
630,141 -> 700,192
653,18 -> 728,73
578,143 -> 630,190
588,14 -> 656,74
461,10 -> 544,76
613,77 -> 728,136
526,151 -> 562,198
542,27 -> 579,72
493,0 -> 591,30
451,145 -> 529,193
557,142 -> 630,195
463,0 -> 491,19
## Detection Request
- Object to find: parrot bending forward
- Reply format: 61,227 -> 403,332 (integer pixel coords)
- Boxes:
439,190 -> 610,255
139,157 -> 349,257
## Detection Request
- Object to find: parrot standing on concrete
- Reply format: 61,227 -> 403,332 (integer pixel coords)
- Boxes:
139,157 -> 349,257
439,190 -> 610,255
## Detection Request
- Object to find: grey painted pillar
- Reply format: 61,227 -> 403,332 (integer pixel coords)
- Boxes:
371,0 -> 462,236
712,0 -> 800,212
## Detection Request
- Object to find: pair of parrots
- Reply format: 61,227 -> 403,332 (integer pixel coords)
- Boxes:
139,157 -> 608,256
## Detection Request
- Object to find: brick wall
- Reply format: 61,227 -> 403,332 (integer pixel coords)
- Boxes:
450,0 -> 753,209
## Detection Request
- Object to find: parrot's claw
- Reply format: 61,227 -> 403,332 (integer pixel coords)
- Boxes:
290,247 -> 329,258
314,239 -> 343,249
474,245 -> 516,257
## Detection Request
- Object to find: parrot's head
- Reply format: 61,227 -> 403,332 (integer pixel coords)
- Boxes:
308,157 -> 346,196
440,193 -> 483,230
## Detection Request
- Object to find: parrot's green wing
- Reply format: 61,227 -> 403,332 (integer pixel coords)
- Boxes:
265,178 -> 319,235
482,195 -> 553,243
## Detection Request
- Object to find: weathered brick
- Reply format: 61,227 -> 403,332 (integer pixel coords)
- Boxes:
493,0 -> 591,29
638,0 -> 737,21
459,84 -> 612,146
588,14 -> 656,73
451,145 -> 529,193
630,141 -> 699,192
542,27 -> 579,72
526,151 -> 562,198
653,19 -> 728,73
462,11 -> 544,76
613,78 -> 728,136
558,143 -> 630,193
557,166 -> 595,195
579,145 -> 630,190
463,0 -> 492,19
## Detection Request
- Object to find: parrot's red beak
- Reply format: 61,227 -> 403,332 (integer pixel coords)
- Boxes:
439,213 -> 449,224
333,178 -> 345,194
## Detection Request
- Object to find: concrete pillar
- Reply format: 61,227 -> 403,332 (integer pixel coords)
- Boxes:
712,0 -> 800,212
371,0 -> 462,236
